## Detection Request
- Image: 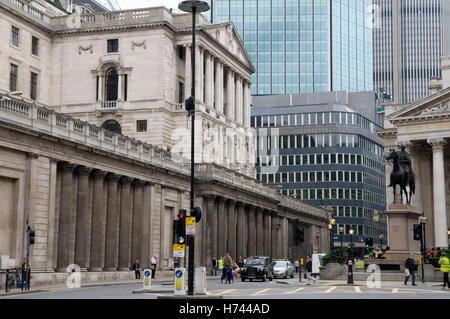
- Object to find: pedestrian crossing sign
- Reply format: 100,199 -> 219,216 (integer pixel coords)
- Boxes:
173,244 -> 185,257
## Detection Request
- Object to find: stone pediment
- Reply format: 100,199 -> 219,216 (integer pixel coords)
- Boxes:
388,87 -> 450,121
202,23 -> 255,72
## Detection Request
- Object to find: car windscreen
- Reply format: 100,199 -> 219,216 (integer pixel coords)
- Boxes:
246,258 -> 265,265
272,261 -> 287,267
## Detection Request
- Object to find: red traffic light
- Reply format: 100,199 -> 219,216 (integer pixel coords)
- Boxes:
178,209 -> 187,220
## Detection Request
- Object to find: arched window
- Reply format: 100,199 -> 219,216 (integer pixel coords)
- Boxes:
101,119 -> 122,134
105,68 -> 118,101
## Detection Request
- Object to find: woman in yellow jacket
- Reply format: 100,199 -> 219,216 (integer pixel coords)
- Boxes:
438,252 -> 450,289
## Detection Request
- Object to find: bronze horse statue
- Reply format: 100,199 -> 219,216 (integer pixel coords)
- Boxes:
385,149 -> 415,205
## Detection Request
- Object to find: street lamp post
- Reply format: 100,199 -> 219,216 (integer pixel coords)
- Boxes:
178,0 -> 210,296
349,229 -> 355,261
339,226 -> 344,260
418,213 -> 428,283
328,218 -> 336,262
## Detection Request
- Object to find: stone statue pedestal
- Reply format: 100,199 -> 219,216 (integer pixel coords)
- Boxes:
384,202 -> 422,264
365,199 -> 422,271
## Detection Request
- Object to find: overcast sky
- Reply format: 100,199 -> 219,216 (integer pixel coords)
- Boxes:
115,0 -> 184,10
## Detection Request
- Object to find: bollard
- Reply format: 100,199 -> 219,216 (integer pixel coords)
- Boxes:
143,269 -> 152,289
195,267 -> 207,295
174,268 -> 186,295
347,260 -> 354,284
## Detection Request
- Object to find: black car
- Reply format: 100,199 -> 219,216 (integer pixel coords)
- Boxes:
240,256 -> 274,282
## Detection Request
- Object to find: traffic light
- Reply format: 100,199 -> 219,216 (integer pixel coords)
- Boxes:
185,96 -> 195,113
176,210 -> 186,244
27,226 -> 35,245
365,237 -> 373,247
190,205 -> 202,223
413,224 -> 422,241
294,222 -> 304,245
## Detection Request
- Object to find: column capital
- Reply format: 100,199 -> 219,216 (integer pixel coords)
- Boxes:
92,169 -> 106,180
132,179 -> 146,188
204,194 -> 216,202
58,161 -> 75,173
120,176 -> 134,185
255,207 -> 264,213
428,138 -> 446,151
106,173 -> 121,183
216,196 -> 227,204
75,165 -> 92,176
25,152 -> 40,159
227,199 -> 236,206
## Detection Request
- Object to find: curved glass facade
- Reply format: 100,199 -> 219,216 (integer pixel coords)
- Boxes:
207,0 -> 374,95
251,98 -> 387,250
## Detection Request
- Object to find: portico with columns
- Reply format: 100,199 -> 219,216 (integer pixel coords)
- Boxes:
380,58 -> 450,248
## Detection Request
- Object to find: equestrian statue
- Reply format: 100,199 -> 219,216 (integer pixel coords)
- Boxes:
385,145 -> 416,205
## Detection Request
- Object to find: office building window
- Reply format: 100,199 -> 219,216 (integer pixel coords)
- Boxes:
107,39 -> 119,53
10,64 -> 18,92
11,26 -> 19,47
32,36 -> 39,56
30,72 -> 38,100
136,120 -> 147,133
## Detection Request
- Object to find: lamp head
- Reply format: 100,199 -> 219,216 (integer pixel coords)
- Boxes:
178,1 -> 210,13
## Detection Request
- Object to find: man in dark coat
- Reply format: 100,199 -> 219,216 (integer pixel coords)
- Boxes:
132,259 -> 141,279
404,254 -> 417,286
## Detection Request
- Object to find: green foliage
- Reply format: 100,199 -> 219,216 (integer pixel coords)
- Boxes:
368,252 -> 374,259
355,261 -> 365,268
428,257 -> 440,268
322,249 -> 343,266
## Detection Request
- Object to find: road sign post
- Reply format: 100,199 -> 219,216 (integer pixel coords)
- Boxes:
143,269 -> 152,289
174,268 -> 186,295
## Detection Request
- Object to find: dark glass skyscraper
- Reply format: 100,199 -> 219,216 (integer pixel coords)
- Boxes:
206,0 -> 374,95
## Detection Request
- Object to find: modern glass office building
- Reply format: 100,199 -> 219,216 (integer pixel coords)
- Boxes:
251,92 -> 386,252
206,0 -> 374,95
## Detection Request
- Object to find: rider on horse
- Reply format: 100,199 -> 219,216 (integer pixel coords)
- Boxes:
388,145 -> 412,187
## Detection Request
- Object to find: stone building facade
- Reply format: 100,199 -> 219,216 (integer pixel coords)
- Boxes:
379,56 -> 450,249
0,0 -> 329,281
0,97 -> 329,277
0,0 -> 255,177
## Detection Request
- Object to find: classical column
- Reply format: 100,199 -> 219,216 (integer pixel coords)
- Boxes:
263,211 -> 272,257
215,59 -> 223,113
104,173 -> 121,271
205,195 -> 217,266
235,76 -> 242,124
226,68 -> 234,119
98,75 -> 104,101
216,197 -> 227,258
88,170 -> 106,272
428,138 -> 448,248
56,162 -> 74,272
118,177 -> 133,271
184,44 -> 192,100
195,46 -> 203,103
256,207 -> 264,255
243,81 -> 250,127
236,202 -> 246,260
271,215 -> 278,259
117,72 -> 123,101
247,205 -> 256,257
226,200 -> 237,258
74,166 -> 91,270
204,51 -> 213,108
131,180 -> 145,263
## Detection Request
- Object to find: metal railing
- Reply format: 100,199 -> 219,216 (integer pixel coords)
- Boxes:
0,268 -> 30,293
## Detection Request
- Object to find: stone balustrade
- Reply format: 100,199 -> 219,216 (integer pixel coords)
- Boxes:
0,97 -> 188,174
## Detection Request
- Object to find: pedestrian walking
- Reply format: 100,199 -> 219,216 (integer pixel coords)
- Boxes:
438,252 -> 450,289
222,253 -> 233,284
305,255 -> 317,285
21,258 -> 30,289
150,256 -> 157,279
218,257 -> 223,276
404,254 -> 417,286
294,260 -> 299,273
132,259 -> 141,279
211,256 -> 218,276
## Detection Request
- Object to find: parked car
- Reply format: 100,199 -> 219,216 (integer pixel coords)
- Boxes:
272,260 -> 295,279
240,256 -> 274,282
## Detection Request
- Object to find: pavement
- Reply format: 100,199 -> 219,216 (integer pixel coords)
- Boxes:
1,275 -> 449,299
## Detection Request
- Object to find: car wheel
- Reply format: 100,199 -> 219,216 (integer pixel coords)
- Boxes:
262,273 -> 267,282
249,279 -> 253,282
241,277 -> 245,282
